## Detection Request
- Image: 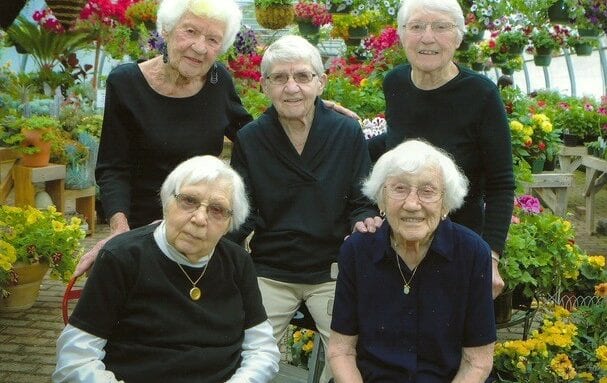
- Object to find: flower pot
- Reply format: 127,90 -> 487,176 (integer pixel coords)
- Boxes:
535,46 -> 553,56
494,288 -> 513,324
578,28 -> 600,38
543,157 -> 556,171
45,0 -> 87,29
533,54 -> 552,67
547,0 -> 571,24
255,5 -> 294,30
573,42 -> 593,56
20,128 -> 51,167
500,67 -> 514,75
529,157 -> 545,174
505,43 -> 525,56
562,133 -> 581,147
511,285 -> 532,309
297,21 -> 320,36
0,262 -> 49,312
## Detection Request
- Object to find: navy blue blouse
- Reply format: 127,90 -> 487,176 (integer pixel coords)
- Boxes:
331,219 -> 496,382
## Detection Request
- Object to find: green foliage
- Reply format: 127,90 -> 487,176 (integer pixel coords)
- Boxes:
254,0 -> 293,9
323,75 -> 385,119
236,84 -> 270,119
530,25 -> 561,52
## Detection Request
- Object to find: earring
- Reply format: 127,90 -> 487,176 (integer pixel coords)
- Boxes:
380,210 -> 385,218
210,63 -> 218,84
162,45 -> 169,64
441,214 -> 447,220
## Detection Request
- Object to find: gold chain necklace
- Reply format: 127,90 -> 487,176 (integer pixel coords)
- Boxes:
395,252 -> 419,295
175,255 -> 212,301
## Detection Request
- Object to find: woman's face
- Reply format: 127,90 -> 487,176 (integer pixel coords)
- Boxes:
400,9 -> 460,74
382,166 -> 448,246
165,12 -> 225,79
165,180 -> 232,261
262,62 -> 326,121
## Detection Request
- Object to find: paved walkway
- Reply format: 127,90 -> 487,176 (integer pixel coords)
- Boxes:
1,169 -> 605,383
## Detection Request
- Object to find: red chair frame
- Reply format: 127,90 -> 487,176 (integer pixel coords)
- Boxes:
62,276 -> 83,325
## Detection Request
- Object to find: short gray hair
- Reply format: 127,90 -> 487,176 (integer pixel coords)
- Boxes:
260,35 -> 325,78
160,155 -> 249,231
397,0 -> 465,43
362,139 -> 469,213
157,0 -> 242,53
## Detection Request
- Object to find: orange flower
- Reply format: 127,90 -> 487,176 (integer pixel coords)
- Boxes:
595,282 -> 607,298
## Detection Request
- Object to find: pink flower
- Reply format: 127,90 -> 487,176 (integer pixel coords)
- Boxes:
515,195 -> 542,214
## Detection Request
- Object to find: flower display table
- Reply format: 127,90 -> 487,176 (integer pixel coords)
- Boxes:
582,155 -> 607,233
558,145 -> 587,173
524,172 -> 573,217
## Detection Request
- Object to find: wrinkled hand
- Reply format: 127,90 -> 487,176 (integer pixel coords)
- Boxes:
323,100 -> 360,120
491,251 -> 505,299
352,216 -> 383,234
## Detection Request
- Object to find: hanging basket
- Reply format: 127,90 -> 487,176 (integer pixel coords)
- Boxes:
0,262 -> 49,312
573,42 -> 593,56
45,0 -> 87,29
255,5 -> 294,30
327,2 -> 352,14
578,28 -> 600,38
534,53 -> 552,67
297,21 -> 320,36
500,67 -> 514,75
547,0 -> 571,24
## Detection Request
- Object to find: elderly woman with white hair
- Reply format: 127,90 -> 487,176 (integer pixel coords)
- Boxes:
54,156 -> 281,383
369,0 -> 514,299
329,140 -> 496,382
229,35 -> 381,382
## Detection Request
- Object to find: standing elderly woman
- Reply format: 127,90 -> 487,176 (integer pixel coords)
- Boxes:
329,140 -> 496,382
229,35 -> 381,382
370,0 -> 514,298
54,156 -> 280,383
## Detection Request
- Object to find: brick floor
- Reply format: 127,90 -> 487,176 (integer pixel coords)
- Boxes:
1,169 -> 605,382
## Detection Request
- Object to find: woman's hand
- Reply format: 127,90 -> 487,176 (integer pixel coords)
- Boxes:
322,99 -> 360,120
352,216 -> 383,234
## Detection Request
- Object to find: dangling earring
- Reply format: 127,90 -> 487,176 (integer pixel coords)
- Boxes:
441,214 -> 447,220
162,45 -> 169,64
210,63 -> 218,84
380,210 -> 385,218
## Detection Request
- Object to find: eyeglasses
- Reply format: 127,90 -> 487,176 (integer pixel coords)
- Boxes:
384,183 -> 443,203
404,21 -> 457,35
265,71 -> 317,85
173,194 -> 233,221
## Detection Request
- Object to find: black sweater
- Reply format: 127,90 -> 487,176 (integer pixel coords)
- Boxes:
375,64 -> 514,253
96,62 -> 252,228
229,100 -> 378,284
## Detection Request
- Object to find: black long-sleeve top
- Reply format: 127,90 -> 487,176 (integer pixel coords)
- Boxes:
96,62 -> 252,228
375,64 -> 514,254
229,100 -> 378,284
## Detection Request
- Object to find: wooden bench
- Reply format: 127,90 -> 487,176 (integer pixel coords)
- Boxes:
524,172 -> 573,217
582,155 -> 607,233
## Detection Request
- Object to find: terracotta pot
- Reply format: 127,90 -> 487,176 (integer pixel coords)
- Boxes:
255,5 -> 294,30
20,128 -> 51,167
0,262 -> 49,312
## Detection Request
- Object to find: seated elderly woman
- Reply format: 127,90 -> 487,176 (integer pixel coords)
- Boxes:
53,156 -> 280,383
328,140 -> 496,382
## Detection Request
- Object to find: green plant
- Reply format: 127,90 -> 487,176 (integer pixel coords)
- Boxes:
331,11 -> 381,39
323,75 -> 385,119
586,137 -> 607,159
573,255 -> 607,296
236,84 -> 270,119
254,0 -> 293,8
1,115 -> 61,155
0,205 -> 85,298
288,327 -> 316,368
509,112 -> 562,162
530,25 -> 562,52
496,29 -> 529,53
500,195 -> 584,299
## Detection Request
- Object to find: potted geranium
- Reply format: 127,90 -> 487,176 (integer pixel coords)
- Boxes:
294,1 -> 332,38
0,205 -> 85,311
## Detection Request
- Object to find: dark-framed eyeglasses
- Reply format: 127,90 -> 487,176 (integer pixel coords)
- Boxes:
383,183 -> 443,203
173,193 -> 233,221
404,21 -> 457,35
265,71 -> 317,85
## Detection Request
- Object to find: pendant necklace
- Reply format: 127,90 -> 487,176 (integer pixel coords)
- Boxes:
175,255 -> 212,301
394,248 -> 419,295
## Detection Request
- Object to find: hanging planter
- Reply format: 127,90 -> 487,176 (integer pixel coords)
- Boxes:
254,0 -> 295,30
327,1 -> 352,14
547,0 -> 571,24
501,67 -> 514,75
297,21 -> 320,36
578,27 -> 600,38
45,0 -> 87,29
0,262 -> 49,312
533,54 -> 552,67
572,42 -> 593,56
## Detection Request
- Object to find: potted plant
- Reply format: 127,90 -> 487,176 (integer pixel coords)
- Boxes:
294,1 -> 332,38
566,32 -> 598,56
124,0 -> 158,30
499,195 -> 584,301
496,28 -> 529,56
288,327 -> 316,368
529,25 -> 562,66
331,11 -> 380,44
586,136 -> 607,159
578,0 -> 607,36
498,55 -> 524,75
0,205 -> 85,311
1,115 -> 61,167
254,0 -> 295,30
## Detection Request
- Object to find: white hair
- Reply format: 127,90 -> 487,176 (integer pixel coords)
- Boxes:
362,139 -> 469,213
396,0 -> 465,43
157,0 -> 242,53
160,155 -> 249,231
260,35 -> 325,78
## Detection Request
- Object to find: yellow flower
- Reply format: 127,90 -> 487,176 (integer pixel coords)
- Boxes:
550,353 -> 576,380
562,220 -> 572,232
52,220 -> 65,232
596,345 -> 607,365
516,357 -> 527,371
595,283 -> 607,298
302,340 -> 314,353
510,120 -> 524,131
600,377 -> 607,383
554,305 -> 571,320
577,372 -> 594,381
524,126 -> 534,136
293,330 -> 302,343
541,120 -> 553,133
588,255 -> 606,268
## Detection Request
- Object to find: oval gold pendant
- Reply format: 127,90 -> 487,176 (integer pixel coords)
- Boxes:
190,287 -> 202,301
